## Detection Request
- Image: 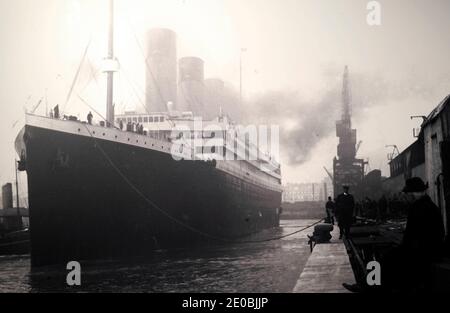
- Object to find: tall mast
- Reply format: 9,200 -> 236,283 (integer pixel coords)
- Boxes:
106,0 -> 115,127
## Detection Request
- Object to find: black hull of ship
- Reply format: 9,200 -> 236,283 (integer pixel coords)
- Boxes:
22,125 -> 281,266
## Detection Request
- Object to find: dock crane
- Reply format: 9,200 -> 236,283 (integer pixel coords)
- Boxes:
355,140 -> 362,155
386,145 -> 400,161
323,166 -> 333,181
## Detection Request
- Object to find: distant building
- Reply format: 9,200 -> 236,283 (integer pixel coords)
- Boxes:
381,94 -> 450,235
2,183 -> 13,210
319,176 -> 334,201
282,183 -> 323,203
0,183 -> 29,232
0,208 -> 29,232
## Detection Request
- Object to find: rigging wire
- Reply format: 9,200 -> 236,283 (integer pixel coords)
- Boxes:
118,62 -> 167,133
77,95 -> 108,124
123,14 -> 169,111
120,18 -> 197,132
86,56 -> 102,90
62,38 -> 92,114
116,61 -> 148,113
118,61 -> 147,100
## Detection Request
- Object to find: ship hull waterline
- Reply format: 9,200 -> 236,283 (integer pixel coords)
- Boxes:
17,124 -> 281,266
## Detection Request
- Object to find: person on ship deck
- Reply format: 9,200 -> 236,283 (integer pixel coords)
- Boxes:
87,111 -> 93,125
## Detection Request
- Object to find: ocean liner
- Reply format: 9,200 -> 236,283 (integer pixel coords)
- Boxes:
14,1 -> 282,266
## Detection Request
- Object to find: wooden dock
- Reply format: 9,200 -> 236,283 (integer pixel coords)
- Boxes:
293,226 -> 356,293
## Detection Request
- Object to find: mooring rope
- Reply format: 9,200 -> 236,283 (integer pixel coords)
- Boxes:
83,123 -> 324,244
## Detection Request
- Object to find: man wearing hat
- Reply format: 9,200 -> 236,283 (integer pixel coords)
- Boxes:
335,184 -> 355,239
382,177 -> 445,291
344,177 -> 445,292
401,177 -> 445,260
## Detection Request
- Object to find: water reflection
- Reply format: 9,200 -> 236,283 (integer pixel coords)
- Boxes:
0,219 -> 315,293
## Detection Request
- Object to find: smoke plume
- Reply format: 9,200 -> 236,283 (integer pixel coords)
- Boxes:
240,88 -> 341,165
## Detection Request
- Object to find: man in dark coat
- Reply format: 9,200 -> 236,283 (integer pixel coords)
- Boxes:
335,185 -> 355,239
325,197 -> 335,225
382,177 -> 445,291
402,177 -> 445,257
343,178 -> 445,293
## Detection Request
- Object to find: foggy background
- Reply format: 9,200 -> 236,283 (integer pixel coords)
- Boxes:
1,0 -> 450,201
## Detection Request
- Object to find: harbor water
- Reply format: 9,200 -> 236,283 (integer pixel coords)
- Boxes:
0,219 -> 315,293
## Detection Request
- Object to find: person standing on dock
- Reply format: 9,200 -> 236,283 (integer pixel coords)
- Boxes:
325,197 -> 335,225
335,185 -> 355,239
402,177 -> 445,256
380,177 -> 445,292
400,177 -> 445,288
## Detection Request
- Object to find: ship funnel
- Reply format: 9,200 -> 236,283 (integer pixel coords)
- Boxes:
145,28 -> 177,112
2,183 -> 13,209
177,57 -> 205,115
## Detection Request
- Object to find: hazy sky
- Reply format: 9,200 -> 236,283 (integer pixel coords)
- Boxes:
1,0 -> 450,192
